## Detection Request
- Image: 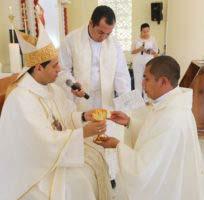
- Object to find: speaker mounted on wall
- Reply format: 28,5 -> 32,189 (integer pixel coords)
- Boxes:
151,2 -> 163,24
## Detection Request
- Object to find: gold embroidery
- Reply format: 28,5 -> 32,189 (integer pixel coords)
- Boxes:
24,44 -> 57,67
39,99 -> 64,131
36,92 -> 65,131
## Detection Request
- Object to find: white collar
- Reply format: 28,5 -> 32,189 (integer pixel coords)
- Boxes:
17,73 -> 53,99
152,86 -> 179,104
151,86 -> 193,111
152,86 -> 180,104
151,86 -> 181,111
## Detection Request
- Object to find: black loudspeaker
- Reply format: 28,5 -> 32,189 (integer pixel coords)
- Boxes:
151,2 -> 163,24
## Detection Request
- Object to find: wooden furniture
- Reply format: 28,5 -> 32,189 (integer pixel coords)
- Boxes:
179,60 -> 204,136
0,74 -> 18,114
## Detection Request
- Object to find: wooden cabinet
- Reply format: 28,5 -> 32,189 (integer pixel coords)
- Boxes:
180,61 -> 204,136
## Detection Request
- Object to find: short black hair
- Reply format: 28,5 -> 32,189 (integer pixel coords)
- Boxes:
91,5 -> 116,27
146,55 -> 180,87
140,23 -> 150,31
27,60 -> 51,75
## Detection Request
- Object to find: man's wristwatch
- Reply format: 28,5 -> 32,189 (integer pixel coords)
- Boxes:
81,112 -> 86,122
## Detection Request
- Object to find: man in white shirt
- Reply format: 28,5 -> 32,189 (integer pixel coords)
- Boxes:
96,56 -> 204,200
58,5 -> 131,111
58,6 -> 131,196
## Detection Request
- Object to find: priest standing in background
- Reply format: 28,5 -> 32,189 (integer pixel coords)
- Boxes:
0,21 -> 110,200
96,56 -> 204,200
58,6 -> 131,197
58,5 -> 131,111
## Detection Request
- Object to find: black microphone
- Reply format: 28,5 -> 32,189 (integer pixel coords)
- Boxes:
141,42 -> 145,55
66,79 -> 90,99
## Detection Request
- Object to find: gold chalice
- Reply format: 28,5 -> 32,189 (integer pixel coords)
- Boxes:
92,109 -> 110,143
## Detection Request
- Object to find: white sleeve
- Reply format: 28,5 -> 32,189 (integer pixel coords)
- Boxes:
124,106 -> 151,147
114,42 -> 131,96
59,37 -> 75,82
56,37 -> 76,99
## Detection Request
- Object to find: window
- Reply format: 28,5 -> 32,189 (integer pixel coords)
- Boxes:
98,0 -> 132,51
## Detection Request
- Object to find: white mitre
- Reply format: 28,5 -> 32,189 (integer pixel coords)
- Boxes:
5,21 -> 57,96
16,20 -> 57,70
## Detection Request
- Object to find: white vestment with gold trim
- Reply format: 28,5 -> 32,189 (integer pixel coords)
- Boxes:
0,73 -> 113,200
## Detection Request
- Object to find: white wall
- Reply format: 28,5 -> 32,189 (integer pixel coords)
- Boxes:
123,0 -> 167,63
132,0 -> 168,54
166,0 -> 204,77
0,0 -> 22,72
67,0 -> 97,32
39,0 -> 61,48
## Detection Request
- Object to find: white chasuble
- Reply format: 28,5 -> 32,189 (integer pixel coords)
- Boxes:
0,73 -> 99,200
117,87 -> 204,200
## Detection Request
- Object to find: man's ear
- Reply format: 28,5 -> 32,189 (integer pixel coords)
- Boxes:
89,20 -> 93,27
160,76 -> 169,86
35,64 -> 44,72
